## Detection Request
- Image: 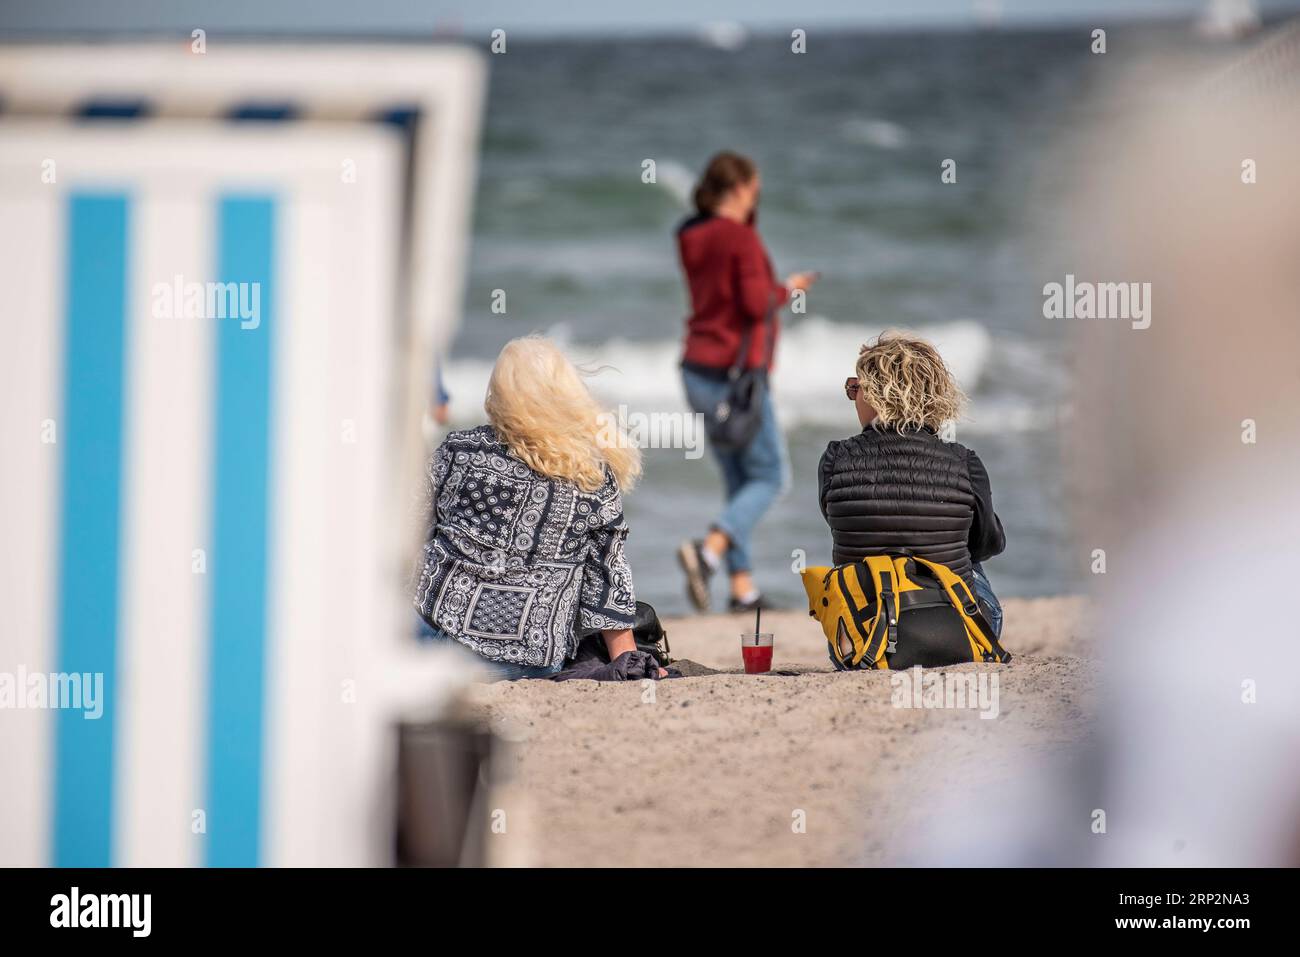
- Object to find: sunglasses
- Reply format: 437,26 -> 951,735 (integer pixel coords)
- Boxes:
844,377 -> 860,401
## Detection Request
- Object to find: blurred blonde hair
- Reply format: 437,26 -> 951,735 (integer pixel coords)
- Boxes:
855,332 -> 965,432
485,336 -> 641,492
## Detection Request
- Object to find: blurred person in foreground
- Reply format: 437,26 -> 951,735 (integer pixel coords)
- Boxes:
1059,84 -> 1300,865
675,150 -> 819,614
412,336 -> 665,681
894,54 -> 1300,865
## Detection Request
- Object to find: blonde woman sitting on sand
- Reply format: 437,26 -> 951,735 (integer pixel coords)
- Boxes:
818,332 -> 1006,668
413,336 -> 663,681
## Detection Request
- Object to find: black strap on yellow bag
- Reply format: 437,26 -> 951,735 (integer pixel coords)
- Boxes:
801,555 -> 1011,670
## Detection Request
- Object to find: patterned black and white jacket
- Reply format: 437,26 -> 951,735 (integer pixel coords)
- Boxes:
412,425 -> 636,668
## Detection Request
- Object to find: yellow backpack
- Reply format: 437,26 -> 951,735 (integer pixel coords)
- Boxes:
800,555 -> 1011,671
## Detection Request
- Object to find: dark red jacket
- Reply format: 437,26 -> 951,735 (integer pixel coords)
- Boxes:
678,214 -> 788,372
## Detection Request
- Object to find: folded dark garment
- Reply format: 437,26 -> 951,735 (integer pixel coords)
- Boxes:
552,636 -> 681,682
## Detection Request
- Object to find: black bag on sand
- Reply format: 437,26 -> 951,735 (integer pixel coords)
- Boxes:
631,600 -> 672,666
557,601 -> 677,681
704,295 -> 777,453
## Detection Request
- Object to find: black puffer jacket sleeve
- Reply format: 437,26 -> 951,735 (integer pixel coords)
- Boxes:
817,440 -> 839,524
966,448 -> 1006,563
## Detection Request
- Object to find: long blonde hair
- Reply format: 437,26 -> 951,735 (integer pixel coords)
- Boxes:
855,332 -> 966,432
484,336 -> 641,492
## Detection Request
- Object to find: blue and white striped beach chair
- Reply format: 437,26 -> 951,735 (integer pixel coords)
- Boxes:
0,43 -> 487,867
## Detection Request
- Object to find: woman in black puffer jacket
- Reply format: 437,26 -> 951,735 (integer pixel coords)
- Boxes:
818,332 -> 1005,667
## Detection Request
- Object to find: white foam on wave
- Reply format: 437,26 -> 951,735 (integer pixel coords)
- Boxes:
654,159 -> 696,211
440,317 -> 1045,434
696,21 -> 749,51
841,118 -> 910,150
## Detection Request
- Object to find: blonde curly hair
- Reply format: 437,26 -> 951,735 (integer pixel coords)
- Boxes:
855,332 -> 965,432
485,335 -> 641,493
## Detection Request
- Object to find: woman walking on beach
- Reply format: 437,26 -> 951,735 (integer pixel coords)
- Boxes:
675,151 -> 818,614
413,336 -> 658,680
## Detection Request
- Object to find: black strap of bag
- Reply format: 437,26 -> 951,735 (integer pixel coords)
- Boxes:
727,291 -> 776,382
708,292 -> 778,451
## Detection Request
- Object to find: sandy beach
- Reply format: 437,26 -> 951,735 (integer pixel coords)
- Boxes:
462,596 -> 1093,867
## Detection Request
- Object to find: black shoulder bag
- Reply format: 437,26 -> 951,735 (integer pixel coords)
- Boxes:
706,293 -> 776,452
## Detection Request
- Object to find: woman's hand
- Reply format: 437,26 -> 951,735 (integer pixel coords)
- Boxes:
785,271 -> 820,292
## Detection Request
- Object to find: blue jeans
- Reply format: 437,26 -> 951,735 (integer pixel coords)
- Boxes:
682,368 -> 790,574
969,562 -> 1003,639
413,613 -> 562,681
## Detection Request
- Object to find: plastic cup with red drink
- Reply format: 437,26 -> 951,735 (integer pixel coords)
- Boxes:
741,632 -> 774,674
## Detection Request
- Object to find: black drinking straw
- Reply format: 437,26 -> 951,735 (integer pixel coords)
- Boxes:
754,605 -> 761,641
